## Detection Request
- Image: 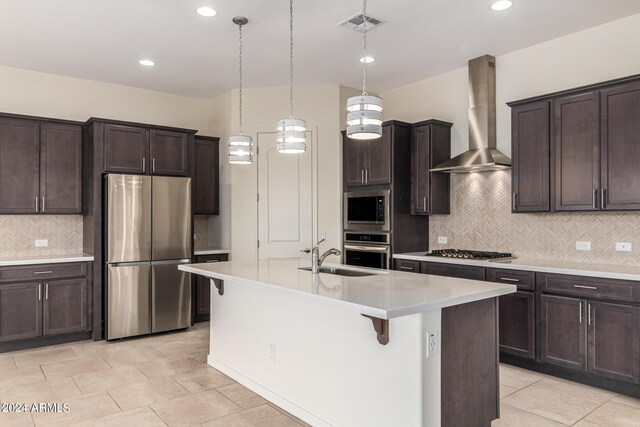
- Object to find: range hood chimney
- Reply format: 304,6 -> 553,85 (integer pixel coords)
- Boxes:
430,55 -> 511,173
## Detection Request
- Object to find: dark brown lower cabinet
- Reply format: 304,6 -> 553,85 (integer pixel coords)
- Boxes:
43,279 -> 88,336
193,254 -> 229,322
499,292 -> 535,359
421,262 -> 486,280
541,294 -> 586,370
0,283 -> 42,342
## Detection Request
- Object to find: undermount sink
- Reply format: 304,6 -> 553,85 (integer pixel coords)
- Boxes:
298,266 -> 377,277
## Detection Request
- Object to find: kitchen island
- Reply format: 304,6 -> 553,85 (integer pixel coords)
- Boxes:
179,258 -> 516,427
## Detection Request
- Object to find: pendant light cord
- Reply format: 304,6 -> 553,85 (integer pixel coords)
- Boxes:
238,22 -> 244,135
362,0 -> 368,96
289,0 -> 295,118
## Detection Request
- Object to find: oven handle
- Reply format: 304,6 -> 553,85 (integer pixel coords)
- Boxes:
344,244 -> 389,253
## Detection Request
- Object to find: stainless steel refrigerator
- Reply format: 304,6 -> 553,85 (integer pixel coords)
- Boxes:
105,174 -> 192,340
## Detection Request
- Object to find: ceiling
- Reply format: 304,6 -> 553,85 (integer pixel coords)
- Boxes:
1,0 -> 639,98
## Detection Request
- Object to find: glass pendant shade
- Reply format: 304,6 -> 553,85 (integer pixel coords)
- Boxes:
228,135 -> 253,164
346,95 -> 383,140
276,118 -> 307,153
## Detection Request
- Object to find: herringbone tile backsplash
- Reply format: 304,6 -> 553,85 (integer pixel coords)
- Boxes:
429,171 -> 640,266
0,215 -> 83,257
194,216 -> 211,250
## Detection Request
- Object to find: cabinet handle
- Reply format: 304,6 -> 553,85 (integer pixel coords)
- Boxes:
512,193 -> 517,210
500,277 -> 520,283
42,196 -> 45,213
33,271 -> 53,275
593,189 -> 597,209
35,196 -> 39,212
205,260 -> 220,263
423,197 -> 427,212
400,266 -> 414,270
579,302 -> 583,324
365,169 -> 368,184
361,170 -> 364,184
588,303 -> 592,326
45,283 -> 48,300
152,158 -> 156,173
38,284 -> 41,301
601,188 -> 607,209
574,284 -> 598,290
143,158 -> 146,173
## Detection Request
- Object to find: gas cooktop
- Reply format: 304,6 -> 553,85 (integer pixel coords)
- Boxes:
426,249 -> 514,261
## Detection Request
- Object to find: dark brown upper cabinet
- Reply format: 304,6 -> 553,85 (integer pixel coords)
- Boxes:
103,124 -> 149,174
553,92 -> 600,211
150,130 -> 188,176
343,128 -> 391,187
600,80 -> 640,210
193,136 -> 220,215
410,120 -> 452,215
0,116 -> 81,214
511,101 -> 550,212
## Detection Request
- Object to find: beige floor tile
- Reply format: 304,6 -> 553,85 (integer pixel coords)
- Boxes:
71,340 -> 132,358
31,393 -> 120,427
125,332 -> 181,349
0,411 -> 34,427
0,366 -> 46,394
503,377 -> 615,425
41,357 -> 111,380
154,340 -> 209,358
70,407 -> 166,427
500,384 -> 517,399
73,365 -> 148,395
190,352 -> 209,364
217,383 -> 268,410
0,353 -> 16,371
107,377 -> 189,411
203,404 -> 301,427
492,402 -> 566,426
499,364 -> 545,390
171,366 -> 234,393
151,388 -> 241,427
267,404 -> 311,427
575,399 -> 640,426
14,347 -> 79,369
1,377 -> 82,406
611,394 -> 640,409
135,356 -> 203,379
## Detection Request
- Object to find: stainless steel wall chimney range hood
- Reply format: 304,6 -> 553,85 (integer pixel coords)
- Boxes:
430,55 -> 511,173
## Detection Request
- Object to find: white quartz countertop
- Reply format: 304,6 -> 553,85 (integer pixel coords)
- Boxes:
394,252 -> 640,282
194,249 -> 231,256
179,258 -> 515,320
0,254 -> 94,267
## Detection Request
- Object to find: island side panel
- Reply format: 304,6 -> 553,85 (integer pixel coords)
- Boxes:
207,277 -> 440,427
441,297 -> 499,427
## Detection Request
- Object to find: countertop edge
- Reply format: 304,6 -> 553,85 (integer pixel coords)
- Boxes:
0,255 -> 95,267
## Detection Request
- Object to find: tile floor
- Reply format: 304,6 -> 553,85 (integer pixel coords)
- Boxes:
0,322 -> 637,426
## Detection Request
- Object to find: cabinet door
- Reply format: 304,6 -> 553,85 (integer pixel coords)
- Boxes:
588,301 -> 640,383
0,118 -> 40,213
104,124 -> 149,174
512,101 -> 550,212
411,125 -> 430,214
343,133 -> 368,187
554,92 -> 600,211
43,279 -> 88,336
194,138 -> 219,214
499,291 -> 535,359
0,283 -> 42,341
366,125 -> 391,185
40,123 -> 82,214
600,80 -> 640,210
150,130 -> 188,176
540,294 -> 586,371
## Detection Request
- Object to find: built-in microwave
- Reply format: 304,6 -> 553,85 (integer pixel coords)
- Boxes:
344,190 -> 390,231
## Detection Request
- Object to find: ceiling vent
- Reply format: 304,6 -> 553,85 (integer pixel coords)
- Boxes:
339,13 -> 383,33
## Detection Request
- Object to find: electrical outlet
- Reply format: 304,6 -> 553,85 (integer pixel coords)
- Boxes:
615,242 -> 632,252
576,241 -> 591,251
267,344 -> 275,363
35,239 -> 48,247
425,331 -> 440,358
437,236 -> 448,244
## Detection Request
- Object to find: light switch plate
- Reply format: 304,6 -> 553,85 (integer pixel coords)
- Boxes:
576,241 -> 591,251
615,242 -> 632,252
35,239 -> 48,247
437,236 -> 448,244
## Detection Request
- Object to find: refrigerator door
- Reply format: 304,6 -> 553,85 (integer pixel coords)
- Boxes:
152,176 -> 192,261
106,174 -> 152,263
107,263 -> 151,339
152,260 -> 191,333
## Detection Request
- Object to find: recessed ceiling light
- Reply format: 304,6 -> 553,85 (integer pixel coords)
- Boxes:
491,0 -> 513,11
196,6 -> 217,17
360,56 -> 375,64
139,59 -> 156,67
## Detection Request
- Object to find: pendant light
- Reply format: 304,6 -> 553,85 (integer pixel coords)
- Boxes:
228,17 -> 253,165
346,0 -> 383,140
276,0 -> 306,154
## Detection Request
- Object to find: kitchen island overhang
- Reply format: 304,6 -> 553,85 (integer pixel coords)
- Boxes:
180,258 -> 515,427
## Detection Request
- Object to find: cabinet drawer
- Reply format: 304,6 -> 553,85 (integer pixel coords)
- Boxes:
195,254 -> 229,264
0,263 -> 87,283
421,262 -> 486,281
487,268 -> 535,291
394,259 -> 420,273
539,273 -> 640,303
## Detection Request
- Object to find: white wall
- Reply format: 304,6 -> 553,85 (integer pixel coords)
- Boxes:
381,13 -> 640,157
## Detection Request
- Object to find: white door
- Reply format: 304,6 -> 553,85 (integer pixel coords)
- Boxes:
257,132 -> 313,259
